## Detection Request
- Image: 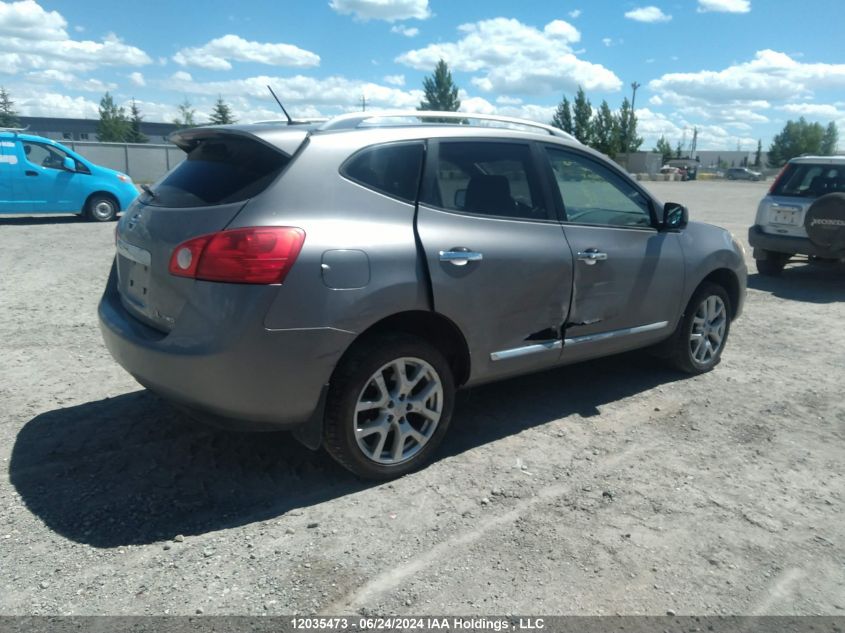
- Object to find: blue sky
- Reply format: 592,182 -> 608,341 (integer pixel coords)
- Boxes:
1,0 -> 843,150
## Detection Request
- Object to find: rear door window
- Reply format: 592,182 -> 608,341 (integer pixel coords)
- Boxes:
421,141 -> 549,221
341,142 -> 424,204
144,136 -> 289,208
773,163 -> 844,197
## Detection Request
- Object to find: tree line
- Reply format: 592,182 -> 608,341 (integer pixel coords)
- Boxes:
95,92 -> 237,143
2,73 -> 840,161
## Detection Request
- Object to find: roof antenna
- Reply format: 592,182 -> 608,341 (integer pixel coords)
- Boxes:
267,85 -> 293,125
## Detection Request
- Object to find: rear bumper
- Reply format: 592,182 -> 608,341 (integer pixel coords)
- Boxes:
748,226 -> 835,258
98,265 -> 354,430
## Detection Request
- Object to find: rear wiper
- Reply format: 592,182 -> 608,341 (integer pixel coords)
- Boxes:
141,184 -> 157,199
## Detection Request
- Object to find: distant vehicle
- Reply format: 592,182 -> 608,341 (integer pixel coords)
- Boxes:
666,158 -> 698,181
0,130 -> 138,221
726,167 -> 763,182
748,155 -> 845,275
99,110 -> 746,479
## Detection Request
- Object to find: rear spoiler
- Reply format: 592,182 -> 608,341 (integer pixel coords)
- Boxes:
168,125 -> 312,156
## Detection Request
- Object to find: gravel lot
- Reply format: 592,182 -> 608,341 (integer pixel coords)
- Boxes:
0,180 -> 842,616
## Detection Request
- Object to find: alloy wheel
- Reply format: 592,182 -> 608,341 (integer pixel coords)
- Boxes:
353,357 -> 443,465
689,295 -> 727,365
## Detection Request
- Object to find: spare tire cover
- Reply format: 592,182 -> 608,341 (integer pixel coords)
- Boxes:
804,192 -> 845,254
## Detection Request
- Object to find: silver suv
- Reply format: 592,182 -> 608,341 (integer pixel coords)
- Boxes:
99,111 -> 747,479
749,156 -> 845,275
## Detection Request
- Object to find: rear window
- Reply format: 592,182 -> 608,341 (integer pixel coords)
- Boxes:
144,136 -> 289,208
773,163 -> 845,197
341,142 -> 424,204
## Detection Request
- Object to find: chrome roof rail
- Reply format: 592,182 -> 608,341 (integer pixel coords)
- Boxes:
317,110 -> 579,143
0,125 -> 29,133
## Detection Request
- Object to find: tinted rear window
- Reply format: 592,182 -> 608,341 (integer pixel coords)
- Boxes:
341,142 -> 424,203
144,136 -> 289,208
773,163 -> 844,197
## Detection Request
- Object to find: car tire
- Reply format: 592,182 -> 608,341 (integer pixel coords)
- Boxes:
85,195 -> 117,222
323,334 -> 455,480
755,252 -> 790,276
666,282 -> 732,375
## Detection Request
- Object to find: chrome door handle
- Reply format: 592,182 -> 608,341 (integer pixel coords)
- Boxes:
439,250 -> 483,266
577,250 -> 608,265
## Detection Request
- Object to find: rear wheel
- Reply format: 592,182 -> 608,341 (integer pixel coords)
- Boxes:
323,334 -> 454,480
755,251 -> 791,276
666,282 -> 731,375
85,195 -> 117,222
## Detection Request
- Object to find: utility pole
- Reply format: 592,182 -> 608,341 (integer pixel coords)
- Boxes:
360,94 -> 367,112
625,81 -> 641,171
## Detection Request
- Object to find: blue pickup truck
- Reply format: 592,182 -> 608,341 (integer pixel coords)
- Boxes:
0,130 -> 138,221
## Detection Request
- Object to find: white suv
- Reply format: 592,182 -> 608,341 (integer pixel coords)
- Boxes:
748,156 -> 845,275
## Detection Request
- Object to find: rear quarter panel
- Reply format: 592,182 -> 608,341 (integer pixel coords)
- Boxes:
230,132 -> 430,334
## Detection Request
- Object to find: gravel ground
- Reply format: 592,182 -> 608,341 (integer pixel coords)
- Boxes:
0,180 -> 842,616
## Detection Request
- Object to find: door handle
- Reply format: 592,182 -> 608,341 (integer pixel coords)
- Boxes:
576,249 -> 608,265
25,170 -> 38,177
439,250 -> 483,266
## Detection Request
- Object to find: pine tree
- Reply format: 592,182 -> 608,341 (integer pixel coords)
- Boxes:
0,86 -> 20,128
572,86 -> 593,145
821,122 -> 839,156
419,59 -> 461,112
550,95 -> 573,134
753,139 -> 762,167
592,100 -> 619,158
654,136 -> 673,165
96,92 -> 130,142
125,99 -> 148,143
209,95 -> 237,125
173,98 -> 198,128
617,97 -> 642,154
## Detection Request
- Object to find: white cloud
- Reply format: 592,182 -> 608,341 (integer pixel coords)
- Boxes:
25,69 -> 116,92
329,0 -> 430,22
697,0 -> 751,13
624,6 -> 672,23
0,1 -> 151,73
650,50 -> 845,106
602,37 -> 613,47
391,24 -> 419,37
158,73 -> 424,114
128,71 -> 145,87
568,9 -> 581,18
0,0 -> 66,40
780,103 -> 838,117
396,17 -> 621,95
383,74 -> 405,86
635,108 -> 757,150
173,34 -> 320,71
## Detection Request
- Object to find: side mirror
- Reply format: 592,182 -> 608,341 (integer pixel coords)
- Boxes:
454,189 -> 466,209
662,202 -> 688,229
62,156 -> 76,172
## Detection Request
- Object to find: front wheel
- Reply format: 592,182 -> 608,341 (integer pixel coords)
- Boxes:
323,334 -> 455,480
666,283 -> 732,375
85,195 -> 117,222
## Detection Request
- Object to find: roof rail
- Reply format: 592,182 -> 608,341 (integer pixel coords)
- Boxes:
318,110 -> 579,143
0,125 -> 29,133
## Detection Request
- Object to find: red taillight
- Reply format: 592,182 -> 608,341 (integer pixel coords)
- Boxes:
768,164 -> 790,194
169,227 -> 305,284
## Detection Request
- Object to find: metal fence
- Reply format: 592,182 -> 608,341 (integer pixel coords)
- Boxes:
62,141 -> 185,184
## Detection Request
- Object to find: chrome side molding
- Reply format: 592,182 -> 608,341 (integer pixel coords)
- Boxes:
490,340 -> 562,361
490,321 -> 670,361
564,321 -> 669,347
